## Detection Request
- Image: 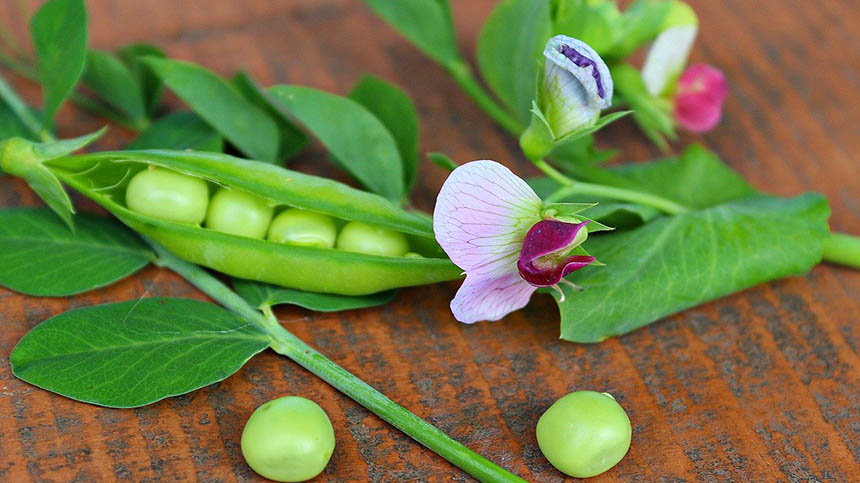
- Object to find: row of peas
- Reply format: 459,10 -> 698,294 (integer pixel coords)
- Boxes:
124,166 -> 417,257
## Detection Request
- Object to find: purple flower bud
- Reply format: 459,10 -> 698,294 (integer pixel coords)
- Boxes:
540,35 -> 613,137
673,64 -> 727,133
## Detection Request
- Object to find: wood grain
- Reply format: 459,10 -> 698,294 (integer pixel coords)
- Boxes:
1,0 -> 858,481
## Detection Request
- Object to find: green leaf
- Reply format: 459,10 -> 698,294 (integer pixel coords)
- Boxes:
349,74 -> 420,192
234,279 -> 397,312
127,111 -> 223,152
477,0 -> 552,124
30,0 -> 88,130
115,43 -> 165,116
82,49 -> 147,126
267,85 -> 405,202
608,0 -> 672,59
232,70 -> 308,161
556,194 -> 830,342
427,152 -> 458,171
10,298 -> 270,407
552,0 -> 618,54
143,58 -> 281,163
0,208 -> 152,296
0,130 -> 106,228
361,0 -> 461,66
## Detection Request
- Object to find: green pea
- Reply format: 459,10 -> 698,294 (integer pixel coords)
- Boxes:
268,208 -> 337,248
336,221 -> 409,257
241,396 -> 335,482
205,187 -> 273,239
536,391 -> 631,478
125,167 -> 209,224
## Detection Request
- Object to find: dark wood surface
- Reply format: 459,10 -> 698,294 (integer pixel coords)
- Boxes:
1,0 -> 859,481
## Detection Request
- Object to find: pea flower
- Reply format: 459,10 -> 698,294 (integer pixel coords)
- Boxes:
433,160 -> 596,323
641,1 -> 699,98
540,35 -> 613,138
672,63 -> 727,133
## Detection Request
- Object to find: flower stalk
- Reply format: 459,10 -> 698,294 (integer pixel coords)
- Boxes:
148,240 -> 526,483
446,60 -> 524,136
534,158 -> 689,215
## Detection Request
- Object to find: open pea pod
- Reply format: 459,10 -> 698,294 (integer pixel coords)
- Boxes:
43,149 -> 461,295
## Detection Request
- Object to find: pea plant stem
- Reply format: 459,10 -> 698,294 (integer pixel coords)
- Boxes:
0,74 -> 43,140
535,158 -> 689,215
148,240 -> 527,483
446,60 -> 524,136
822,232 -> 860,269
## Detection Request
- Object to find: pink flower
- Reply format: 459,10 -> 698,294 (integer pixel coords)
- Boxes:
673,63 -> 728,133
433,161 -> 595,323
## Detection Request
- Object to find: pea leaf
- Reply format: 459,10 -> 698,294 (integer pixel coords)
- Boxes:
0,208 -> 152,296
555,194 -> 830,342
82,49 -> 147,127
232,71 -> 307,160
115,43 -> 165,117
477,0 -> 552,124
267,85 -> 405,202
552,1 -> 618,55
128,111 -> 223,152
349,75 -> 420,192
30,0 -> 88,130
361,0 -> 461,67
10,298 -> 270,407
143,58 -> 281,163
233,279 -> 397,312
608,0 -> 673,60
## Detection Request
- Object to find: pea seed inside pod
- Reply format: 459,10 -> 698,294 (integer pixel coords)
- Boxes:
336,221 -> 410,257
205,187 -> 274,239
125,167 -> 209,224
268,208 -> 338,249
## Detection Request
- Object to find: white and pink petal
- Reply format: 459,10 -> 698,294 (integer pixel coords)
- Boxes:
433,160 -> 542,277
450,272 -> 537,324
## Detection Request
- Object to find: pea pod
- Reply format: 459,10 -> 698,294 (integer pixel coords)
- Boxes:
8,142 -> 461,295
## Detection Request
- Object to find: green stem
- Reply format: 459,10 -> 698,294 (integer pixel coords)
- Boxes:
148,240 -> 526,483
446,60 -> 523,136
535,159 -> 689,215
822,232 -> 860,269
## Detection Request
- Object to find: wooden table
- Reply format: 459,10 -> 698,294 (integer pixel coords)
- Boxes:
1,0 -> 858,481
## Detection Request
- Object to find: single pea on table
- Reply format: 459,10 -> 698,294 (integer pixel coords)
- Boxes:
241,396 -> 336,482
